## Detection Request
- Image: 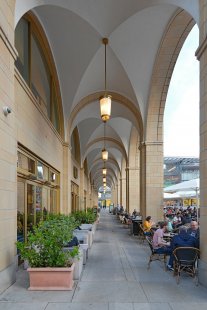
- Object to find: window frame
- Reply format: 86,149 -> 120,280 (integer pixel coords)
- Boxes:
15,12 -> 64,137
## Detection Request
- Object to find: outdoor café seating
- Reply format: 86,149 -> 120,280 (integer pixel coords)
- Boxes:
173,246 -> 200,285
145,236 -> 167,270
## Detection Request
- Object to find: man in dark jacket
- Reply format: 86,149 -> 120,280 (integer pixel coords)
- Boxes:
167,225 -> 198,270
187,220 -> 200,246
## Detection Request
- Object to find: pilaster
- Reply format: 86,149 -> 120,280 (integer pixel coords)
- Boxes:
195,0 -> 207,287
139,141 -> 163,222
126,167 -> 129,213
0,0 -> 17,293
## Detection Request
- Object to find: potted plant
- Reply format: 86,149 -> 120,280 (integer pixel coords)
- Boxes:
16,214 -> 79,290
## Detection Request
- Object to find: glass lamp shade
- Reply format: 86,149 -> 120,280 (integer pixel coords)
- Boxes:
102,168 -> 107,175
100,95 -> 111,122
103,177 -> 106,183
102,148 -> 108,161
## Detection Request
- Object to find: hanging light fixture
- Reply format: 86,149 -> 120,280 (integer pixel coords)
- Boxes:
100,38 -> 111,122
103,176 -> 106,183
102,167 -> 107,175
102,122 -> 108,161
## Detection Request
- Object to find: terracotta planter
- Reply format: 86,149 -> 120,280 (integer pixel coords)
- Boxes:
27,263 -> 74,291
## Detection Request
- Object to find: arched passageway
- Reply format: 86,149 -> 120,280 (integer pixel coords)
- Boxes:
2,0 -> 207,292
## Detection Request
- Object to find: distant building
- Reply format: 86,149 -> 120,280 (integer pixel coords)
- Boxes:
164,157 -> 199,187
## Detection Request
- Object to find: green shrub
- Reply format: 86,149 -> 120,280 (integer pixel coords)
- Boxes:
72,209 -> 97,224
16,214 -> 80,267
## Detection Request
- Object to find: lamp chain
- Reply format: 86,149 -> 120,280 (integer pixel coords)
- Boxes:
104,40 -> 107,94
102,38 -> 108,95
104,122 -> 106,149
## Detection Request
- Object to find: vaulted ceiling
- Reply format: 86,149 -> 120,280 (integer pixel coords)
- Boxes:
15,0 -> 198,190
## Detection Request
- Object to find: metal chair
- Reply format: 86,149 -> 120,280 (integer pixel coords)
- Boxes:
173,247 -> 200,285
145,236 -> 167,270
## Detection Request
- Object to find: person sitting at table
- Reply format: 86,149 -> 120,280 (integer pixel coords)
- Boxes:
152,221 -> 172,255
187,220 -> 200,247
143,216 -> 154,235
167,225 -> 198,270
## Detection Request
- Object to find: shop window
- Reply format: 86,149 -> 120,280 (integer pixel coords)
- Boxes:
17,180 -> 25,243
17,147 -> 60,242
49,170 -> 59,185
37,161 -> 48,180
18,151 -> 35,174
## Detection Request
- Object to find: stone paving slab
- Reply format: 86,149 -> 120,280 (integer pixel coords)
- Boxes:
141,281 -> 207,303
169,302 -> 207,310
72,281 -> 148,303
0,302 -> 47,310
45,302 -> 108,310
132,303 -> 172,310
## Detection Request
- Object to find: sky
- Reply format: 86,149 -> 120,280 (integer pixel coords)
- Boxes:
164,25 -> 199,158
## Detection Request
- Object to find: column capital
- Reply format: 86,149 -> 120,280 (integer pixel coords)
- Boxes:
126,166 -> 139,171
62,142 -> 72,150
139,140 -> 163,149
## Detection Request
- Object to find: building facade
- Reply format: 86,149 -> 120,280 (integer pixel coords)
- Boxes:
164,157 -> 199,187
1,0 -> 207,291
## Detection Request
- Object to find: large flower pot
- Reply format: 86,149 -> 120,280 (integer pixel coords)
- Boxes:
27,264 -> 74,291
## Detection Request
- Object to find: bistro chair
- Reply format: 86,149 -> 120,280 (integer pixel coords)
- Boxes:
146,236 -> 167,270
138,224 -> 146,243
173,247 -> 200,285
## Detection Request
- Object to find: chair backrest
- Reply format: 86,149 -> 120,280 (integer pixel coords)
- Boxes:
139,224 -> 145,233
145,236 -> 154,254
173,247 -> 200,266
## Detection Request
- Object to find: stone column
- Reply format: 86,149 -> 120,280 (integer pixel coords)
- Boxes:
0,1 -> 18,292
139,142 -> 146,219
86,179 -> 90,211
139,141 -> 163,222
126,167 -> 129,213
90,184 -> 93,208
128,167 -> 140,214
79,167 -> 85,211
62,143 -> 71,214
195,0 -> 207,287
119,177 -> 122,206
116,183 -> 119,206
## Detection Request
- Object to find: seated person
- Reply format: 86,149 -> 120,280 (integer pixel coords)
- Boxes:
188,220 -> 200,247
143,216 -> 154,235
164,217 -> 173,232
167,225 -> 198,270
152,221 -> 172,255
67,236 -> 79,247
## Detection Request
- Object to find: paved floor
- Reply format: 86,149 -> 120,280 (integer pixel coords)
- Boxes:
1,209 -> 207,310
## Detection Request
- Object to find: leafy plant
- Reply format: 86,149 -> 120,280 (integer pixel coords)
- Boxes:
16,214 -> 80,267
72,209 -> 97,224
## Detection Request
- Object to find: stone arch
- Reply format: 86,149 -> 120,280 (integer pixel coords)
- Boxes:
83,137 -> 128,166
146,8 -> 195,142
89,158 -> 121,176
67,91 -> 143,142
